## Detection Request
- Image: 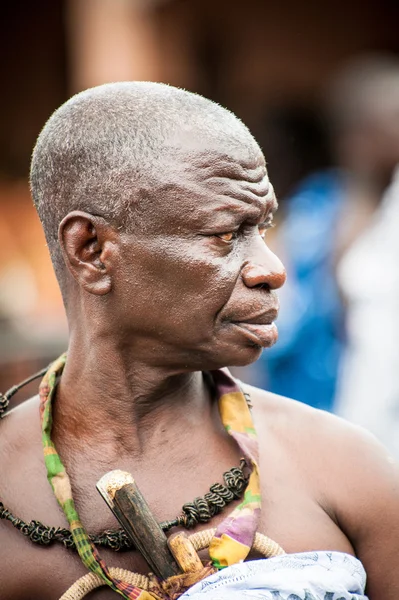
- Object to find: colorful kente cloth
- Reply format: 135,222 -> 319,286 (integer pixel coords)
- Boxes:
209,368 -> 261,569
40,355 -> 261,599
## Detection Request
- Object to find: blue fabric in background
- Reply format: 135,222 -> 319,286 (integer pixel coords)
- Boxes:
260,171 -> 345,412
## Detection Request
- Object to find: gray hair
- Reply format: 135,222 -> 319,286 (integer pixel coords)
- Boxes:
30,81 -> 255,283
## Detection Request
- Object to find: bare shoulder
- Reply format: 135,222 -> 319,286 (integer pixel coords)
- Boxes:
0,395 -> 42,467
247,384 -> 399,497
0,395 -> 43,521
0,394 -> 51,517
0,395 -> 45,469
247,384 -> 399,599
0,396 -> 57,600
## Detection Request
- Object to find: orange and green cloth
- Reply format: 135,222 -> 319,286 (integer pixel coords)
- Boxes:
40,354 -> 261,599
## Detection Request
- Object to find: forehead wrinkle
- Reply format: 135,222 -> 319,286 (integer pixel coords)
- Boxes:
204,175 -> 270,200
200,163 -> 267,184
154,163 -> 277,223
188,149 -> 266,180
160,148 -> 268,203
203,172 -> 276,216
203,190 -> 276,222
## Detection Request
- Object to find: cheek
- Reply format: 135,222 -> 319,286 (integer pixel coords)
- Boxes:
120,240 -> 242,325
167,258 -> 239,320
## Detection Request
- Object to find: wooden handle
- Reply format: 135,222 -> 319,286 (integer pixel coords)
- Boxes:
97,470 -> 180,580
168,532 -> 204,573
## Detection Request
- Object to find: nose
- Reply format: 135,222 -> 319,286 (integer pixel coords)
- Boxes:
241,241 -> 286,290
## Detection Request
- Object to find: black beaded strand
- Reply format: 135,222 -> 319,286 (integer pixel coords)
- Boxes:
0,460 -> 248,552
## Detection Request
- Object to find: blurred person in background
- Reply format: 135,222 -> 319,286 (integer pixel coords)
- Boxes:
259,54 -> 399,415
336,167 -> 399,458
330,58 -> 399,459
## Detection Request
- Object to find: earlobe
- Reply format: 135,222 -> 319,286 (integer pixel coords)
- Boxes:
58,211 -> 114,295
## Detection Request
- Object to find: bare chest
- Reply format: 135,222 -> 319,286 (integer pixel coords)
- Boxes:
1,448 -> 353,600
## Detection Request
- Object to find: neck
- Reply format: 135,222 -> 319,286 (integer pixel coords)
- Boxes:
52,336 -> 215,458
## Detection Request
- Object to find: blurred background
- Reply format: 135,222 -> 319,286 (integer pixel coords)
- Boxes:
1,0 -> 399,455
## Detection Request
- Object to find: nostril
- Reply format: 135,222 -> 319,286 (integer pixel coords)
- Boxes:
241,263 -> 275,289
241,263 -> 285,290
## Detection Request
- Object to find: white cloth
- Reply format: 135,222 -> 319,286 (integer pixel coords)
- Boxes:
181,552 -> 367,599
336,168 -> 399,458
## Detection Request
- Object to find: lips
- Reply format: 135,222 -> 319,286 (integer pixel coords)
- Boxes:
230,308 -> 279,348
232,322 -> 278,347
232,308 -> 278,326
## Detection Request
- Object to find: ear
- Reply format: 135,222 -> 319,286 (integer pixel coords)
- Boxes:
58,211 -> 117,295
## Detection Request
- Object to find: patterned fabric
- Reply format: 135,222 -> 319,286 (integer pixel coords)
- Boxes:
40,355 -> 261,599
40,353 -> 155,600
209,369 -> 261,569
180,552 -> 367,599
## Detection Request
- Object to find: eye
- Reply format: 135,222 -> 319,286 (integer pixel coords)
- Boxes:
258,219 -> 274,239
216,231 -> 238,243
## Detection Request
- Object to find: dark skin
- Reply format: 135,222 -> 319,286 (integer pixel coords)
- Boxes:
1,137 -> 399,599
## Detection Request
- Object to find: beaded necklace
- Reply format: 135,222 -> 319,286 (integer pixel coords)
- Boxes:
0,461 -> 248,551
0,367 -> 250,551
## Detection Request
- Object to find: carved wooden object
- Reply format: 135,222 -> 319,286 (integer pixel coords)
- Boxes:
97,469 -> 180,580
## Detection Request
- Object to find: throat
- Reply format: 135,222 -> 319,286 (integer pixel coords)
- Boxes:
52,364 -> 219,461
48,364 -> 242,516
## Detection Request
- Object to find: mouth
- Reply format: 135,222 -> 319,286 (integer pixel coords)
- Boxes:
231,322 -> 278,348
230,309 -> 279,348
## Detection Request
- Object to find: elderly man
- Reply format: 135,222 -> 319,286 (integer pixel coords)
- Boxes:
0,82 -> 398,599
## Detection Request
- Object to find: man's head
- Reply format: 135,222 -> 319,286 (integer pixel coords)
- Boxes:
31,82 -> 256,283
31,82 -> 285,369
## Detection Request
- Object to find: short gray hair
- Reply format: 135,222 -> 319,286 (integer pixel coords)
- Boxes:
30,81 -> 255,283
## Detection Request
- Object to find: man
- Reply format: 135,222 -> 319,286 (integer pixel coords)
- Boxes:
0,82 -> 398,599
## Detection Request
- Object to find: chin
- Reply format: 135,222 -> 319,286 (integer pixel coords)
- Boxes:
177,326 -> 277,371
207,323 -> 277,368
199,341 -> 264,371
224,343 -> 264,368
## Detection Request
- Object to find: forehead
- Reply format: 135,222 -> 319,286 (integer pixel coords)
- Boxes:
149,144 -> 276,227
